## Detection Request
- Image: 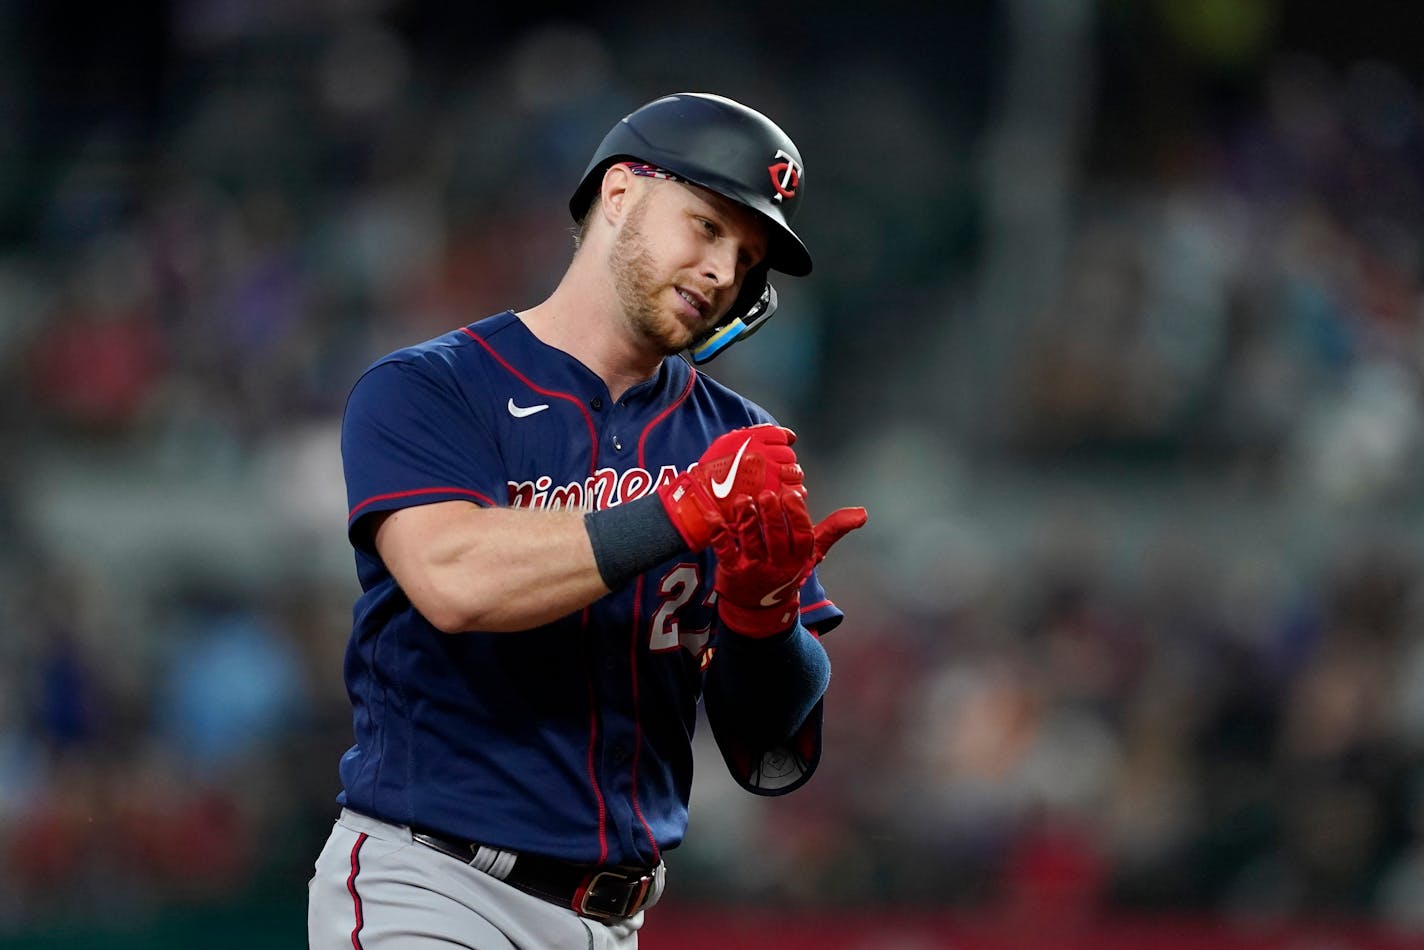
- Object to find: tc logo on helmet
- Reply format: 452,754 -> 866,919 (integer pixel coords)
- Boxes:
768,149 -> 802,203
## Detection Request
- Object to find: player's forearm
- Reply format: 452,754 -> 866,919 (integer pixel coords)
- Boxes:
703,622 -> 830,747
381,505 -> 611,633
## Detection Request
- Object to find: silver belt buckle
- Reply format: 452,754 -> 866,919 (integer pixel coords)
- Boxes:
578,868 -> 652,920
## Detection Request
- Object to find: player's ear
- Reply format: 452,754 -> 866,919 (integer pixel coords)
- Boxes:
599,163 -> 635,222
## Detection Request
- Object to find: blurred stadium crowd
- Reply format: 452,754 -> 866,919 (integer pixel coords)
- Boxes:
5,0 -> 1424,942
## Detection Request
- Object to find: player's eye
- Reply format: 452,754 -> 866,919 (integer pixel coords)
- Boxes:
697,217 -> 718,239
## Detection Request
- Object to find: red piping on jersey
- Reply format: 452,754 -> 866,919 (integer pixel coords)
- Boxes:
460,326 -> 599,475
627,573 -> 661,861
624,369 -> 693,863
636,368 -> 696,465
464,323 -> 607,859
800,598 -> 832,615
348,486 -> 497,522
580,605 -> 610,864
346,832 -> 369,950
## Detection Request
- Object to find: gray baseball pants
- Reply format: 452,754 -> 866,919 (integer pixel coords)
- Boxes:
308,808 -> 662,949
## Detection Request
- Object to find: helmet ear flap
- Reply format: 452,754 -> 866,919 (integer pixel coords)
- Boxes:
687,272 -> 778,365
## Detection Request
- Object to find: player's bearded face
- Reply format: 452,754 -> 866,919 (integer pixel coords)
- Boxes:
610,192 -> 723,355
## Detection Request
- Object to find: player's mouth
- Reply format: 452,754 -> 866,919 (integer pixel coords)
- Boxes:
675,287 -> 711,322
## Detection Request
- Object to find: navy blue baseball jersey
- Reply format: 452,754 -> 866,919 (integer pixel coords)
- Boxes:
336,310 -> 843,868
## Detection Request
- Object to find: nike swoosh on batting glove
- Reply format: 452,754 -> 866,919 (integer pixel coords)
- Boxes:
711,488 -> 816,637
712,489 -> 869,638
657,424 -> 804,551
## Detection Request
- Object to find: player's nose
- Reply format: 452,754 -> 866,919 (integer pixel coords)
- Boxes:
701,243 -> 741,290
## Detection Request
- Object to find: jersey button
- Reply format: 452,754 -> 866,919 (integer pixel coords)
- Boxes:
612,435 -> 623,451
590,397 -> 603,410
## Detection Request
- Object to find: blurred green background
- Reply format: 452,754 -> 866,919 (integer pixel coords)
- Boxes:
6,0 -> 1424,946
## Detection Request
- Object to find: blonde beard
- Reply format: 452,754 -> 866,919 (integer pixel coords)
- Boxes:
609,197 -> 700,356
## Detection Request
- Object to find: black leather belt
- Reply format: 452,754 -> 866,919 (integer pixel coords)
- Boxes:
411,830 -> 657,921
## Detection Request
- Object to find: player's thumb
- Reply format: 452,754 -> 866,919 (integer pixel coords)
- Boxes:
811,506 -> 868,564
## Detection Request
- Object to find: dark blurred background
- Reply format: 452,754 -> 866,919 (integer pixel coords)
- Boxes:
6,0 -> 1424,947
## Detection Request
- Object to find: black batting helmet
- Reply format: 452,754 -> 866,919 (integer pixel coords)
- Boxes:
569,92 -> 811,363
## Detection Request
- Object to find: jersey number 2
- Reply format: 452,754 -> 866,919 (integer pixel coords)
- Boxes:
649,563 -> 713,656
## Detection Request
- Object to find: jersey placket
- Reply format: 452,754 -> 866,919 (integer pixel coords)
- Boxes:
605,397 -> 625,456
593,392 -> 664,864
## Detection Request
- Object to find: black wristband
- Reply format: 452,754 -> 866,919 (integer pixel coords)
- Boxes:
584,494 -> 688,590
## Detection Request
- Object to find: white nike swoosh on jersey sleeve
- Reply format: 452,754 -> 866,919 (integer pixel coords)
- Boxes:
508,398 -> 551,418
711,437 -> 752,499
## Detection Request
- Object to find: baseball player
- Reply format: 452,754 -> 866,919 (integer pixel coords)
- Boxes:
307,92 -> 867,949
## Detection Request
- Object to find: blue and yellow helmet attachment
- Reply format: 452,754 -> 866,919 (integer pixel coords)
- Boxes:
687,281 -> 778,365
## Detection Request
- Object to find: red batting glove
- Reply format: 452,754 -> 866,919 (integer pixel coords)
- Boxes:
657,424 -> 804,551
711,488 -> 868,637
711,489 -> 816,637
809,505 -> 868,569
